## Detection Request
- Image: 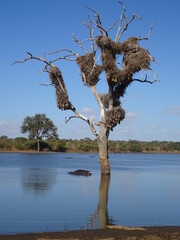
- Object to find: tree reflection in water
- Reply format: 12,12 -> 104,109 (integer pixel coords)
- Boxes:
88,175 -> 112,228
21,168 -> 57,195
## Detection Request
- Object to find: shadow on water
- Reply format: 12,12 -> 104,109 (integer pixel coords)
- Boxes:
21,168 -> 57,195
88,175 -> 112,229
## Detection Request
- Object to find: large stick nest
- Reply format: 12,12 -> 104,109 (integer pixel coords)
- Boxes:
49,66 -> 70,110
122,37 -> 151,76
96,36 -> 151,86
106,106 -> 125,130
96,36 -> 123,85
76,53 -> 104,86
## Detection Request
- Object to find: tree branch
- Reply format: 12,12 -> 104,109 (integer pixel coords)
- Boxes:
107,19 -> 118,33
85,5 -> 108,36
83,20 -> 96,55
138,22 -> 154,41
12,52 -> 52,67
132,74 -> 158,84
115,1 -> 142,41
65,103 -> 99,138
48,48 -> 79,57
50,55 -> 76,62
90,85 -> 105,111
73,33 -> 89,54
115,1 -> 126,42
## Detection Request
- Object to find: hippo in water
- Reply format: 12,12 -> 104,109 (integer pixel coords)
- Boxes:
68,169 -> 92,176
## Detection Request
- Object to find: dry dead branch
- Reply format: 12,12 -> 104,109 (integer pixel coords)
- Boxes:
85,5 -> 108,36
73,33 -> 88,54
115,1 -> 142,42
138,22 -> 154,41
12,51 -> 51,67
48,48 -> 79,57
65,104 -> 99,138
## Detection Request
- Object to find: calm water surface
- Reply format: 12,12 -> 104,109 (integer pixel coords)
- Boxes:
0,153 -> 180,234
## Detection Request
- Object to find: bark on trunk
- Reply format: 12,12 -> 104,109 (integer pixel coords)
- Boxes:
98,111 -> 111,175
37,139 -> 40,152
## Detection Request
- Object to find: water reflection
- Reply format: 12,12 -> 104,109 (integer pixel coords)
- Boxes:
21,168 -> 57,195
88,175 -> 112,228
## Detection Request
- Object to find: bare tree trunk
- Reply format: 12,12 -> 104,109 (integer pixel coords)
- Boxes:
37,139 -> 40,152
98,112 -> 111,175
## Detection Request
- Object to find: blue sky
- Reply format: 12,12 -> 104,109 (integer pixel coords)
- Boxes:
0,0 -> 180,141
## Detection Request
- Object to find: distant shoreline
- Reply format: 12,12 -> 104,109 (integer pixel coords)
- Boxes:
0,149 -> 180,154
1,226 -> 180,240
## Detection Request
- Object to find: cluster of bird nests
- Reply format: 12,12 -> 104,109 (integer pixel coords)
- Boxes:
96,36 -> 122,85
96,36 -> 151,85
106,106 -> 125,130
76,53 -> 104,86
49,66 -> 70,110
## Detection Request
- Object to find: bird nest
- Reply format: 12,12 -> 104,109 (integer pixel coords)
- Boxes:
121,37 -> 151,81
106,106 -> 125,130
96,36 -> 122,85
76,53 -> 104,86
49,66 -> 70,110
96,36 -> 151,86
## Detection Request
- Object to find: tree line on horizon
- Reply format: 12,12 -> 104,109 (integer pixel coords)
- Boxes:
0,136 -> 179,153
0,114 -> 179,153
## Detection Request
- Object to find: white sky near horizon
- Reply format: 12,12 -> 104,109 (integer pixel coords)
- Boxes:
0,0 -> 180,141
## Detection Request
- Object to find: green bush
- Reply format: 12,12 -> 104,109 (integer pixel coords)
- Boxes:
24,140 -> 37,150
0,139 -> 12,150
128,141 -> 142,152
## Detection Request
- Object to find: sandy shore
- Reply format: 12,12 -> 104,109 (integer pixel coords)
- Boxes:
1,227 -> 180,240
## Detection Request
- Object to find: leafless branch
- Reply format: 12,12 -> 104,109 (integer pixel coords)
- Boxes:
146,51 -> 160,66
90,85 -> 105,111
95,54 -> 101,63
88,18 -> 108,37
50,55 -> 76,62
48,48 -> 79,56
107,19 -> 118,33
115,1 -> 142,41
65,116 -> 77,124
73,33 -> 88,54
65,103 -> 99,138
75,37 -> 96,44
39,83 -> 54,87
138,22 -> 154,41
83,20 -> 96,55
85,5 -> 108,36
115,1 -> 126,42
148,68 -> 160,82
132,74 -> 157,84
119,14 -> 142,41
12,52 -> 52,67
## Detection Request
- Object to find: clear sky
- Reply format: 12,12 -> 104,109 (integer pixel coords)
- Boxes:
0,0 -> 180,141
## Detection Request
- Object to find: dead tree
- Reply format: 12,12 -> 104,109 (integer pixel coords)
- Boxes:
13,2 -> 158,175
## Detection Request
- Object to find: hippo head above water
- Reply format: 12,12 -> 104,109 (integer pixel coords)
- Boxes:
68,169 -> 92,176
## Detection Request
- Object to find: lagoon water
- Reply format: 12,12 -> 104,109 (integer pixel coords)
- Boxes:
0,153 -> 180,234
